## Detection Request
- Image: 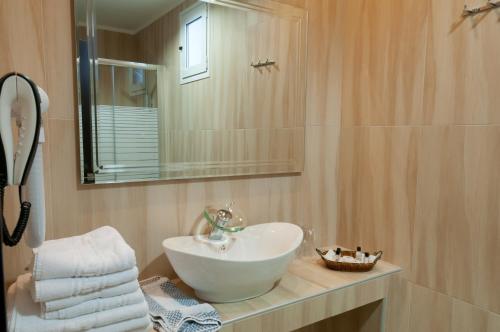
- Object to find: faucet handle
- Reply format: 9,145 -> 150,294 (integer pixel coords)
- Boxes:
203,204 -> 247,234
216,209 -> 233,225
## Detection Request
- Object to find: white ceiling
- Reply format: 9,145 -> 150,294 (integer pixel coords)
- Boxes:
77,0 -> 186,35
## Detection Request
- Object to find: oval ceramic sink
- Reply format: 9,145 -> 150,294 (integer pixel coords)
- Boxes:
162,222 -> 303,303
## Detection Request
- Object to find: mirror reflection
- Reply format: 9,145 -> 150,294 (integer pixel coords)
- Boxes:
75,0 -> 307,184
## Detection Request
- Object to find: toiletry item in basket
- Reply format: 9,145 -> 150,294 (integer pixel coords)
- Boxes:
363,252 -> 370,263
355,246 -> 363,261
324,249 -> 336,261
335,248 -> 342,261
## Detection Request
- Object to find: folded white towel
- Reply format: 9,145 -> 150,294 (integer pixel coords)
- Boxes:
32,226 -> 136,281
42,288 -> 145,320
91,317 -> 151,332
31,266 -> 139,302
8,274 -> 150,332
42,280 -> 139,312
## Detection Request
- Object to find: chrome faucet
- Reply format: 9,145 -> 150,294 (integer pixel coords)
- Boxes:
208,209 -> 233,241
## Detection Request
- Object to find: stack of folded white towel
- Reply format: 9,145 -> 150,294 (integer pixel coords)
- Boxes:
7,226 -> 151,332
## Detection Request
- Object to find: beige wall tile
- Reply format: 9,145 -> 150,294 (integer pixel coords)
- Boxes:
0,0 -> 45,86
42,0 -> 76,120
423,0 -> 500,125
408,283 -> 500,332
409,283 -> 452,332
339,124 -> 500,324
411,127 -> 465,296
384,274 -> 411,332
451,298 -> 500,332
304,0 -> 343,126
301,125 -> 339,247
339,0 -> 500,127
411,126 -> 500,313
463,126 -> 500,313
486,312 -> 500,332
46,119 -> 88,238
337,126 -> 418,275
340,0 -> 430,127
337,124 -> 500,324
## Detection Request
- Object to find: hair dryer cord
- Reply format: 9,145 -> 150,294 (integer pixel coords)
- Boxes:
0,179 -> 31,247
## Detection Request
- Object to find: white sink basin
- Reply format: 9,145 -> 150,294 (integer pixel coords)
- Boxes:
162,222 -> 303,303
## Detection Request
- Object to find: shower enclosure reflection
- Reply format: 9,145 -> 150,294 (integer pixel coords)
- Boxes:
92,61 -> 160,182
75,0 -> 307,184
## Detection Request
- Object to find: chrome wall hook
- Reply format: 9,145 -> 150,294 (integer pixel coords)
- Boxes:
462,0 -> 500,16
250,58 -> 276,68
489,0 -> 500,7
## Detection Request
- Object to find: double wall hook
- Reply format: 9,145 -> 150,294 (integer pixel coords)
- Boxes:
462,0 -> 500,17
250,58 -> 276,68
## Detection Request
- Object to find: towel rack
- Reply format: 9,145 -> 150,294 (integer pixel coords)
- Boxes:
462,0 -> 500,16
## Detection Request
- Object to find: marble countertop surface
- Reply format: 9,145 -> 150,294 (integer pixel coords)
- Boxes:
170,254 -> 402,325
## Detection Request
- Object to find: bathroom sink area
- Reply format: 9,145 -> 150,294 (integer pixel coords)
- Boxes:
162,222 -> 303,303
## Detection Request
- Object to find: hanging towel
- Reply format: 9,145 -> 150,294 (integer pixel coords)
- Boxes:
42,288 -> 145,319
32,226 -> 136,281
31,266 -> 139,302
8,274 -> 150,332
42,279 -> 139,312
140,276 -> 221,332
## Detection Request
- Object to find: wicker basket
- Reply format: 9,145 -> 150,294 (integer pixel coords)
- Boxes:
316,248 -> 383,272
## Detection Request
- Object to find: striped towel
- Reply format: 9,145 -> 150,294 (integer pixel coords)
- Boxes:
140,276 -> 221,332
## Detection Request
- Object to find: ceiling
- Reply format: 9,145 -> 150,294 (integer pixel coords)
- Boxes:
77,0 -> 185,34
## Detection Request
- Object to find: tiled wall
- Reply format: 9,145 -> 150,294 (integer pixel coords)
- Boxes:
0,0 -> 339,284
336,0 -> 500,330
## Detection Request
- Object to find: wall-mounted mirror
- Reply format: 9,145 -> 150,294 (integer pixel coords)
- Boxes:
74,0 -> 307,184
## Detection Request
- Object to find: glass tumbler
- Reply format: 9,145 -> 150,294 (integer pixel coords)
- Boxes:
298,226 -> 315,258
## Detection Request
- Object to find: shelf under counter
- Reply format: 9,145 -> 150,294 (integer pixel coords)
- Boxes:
163,253 -> 402,332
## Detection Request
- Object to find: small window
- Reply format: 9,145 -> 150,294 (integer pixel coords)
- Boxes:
179,2 -> 209,84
